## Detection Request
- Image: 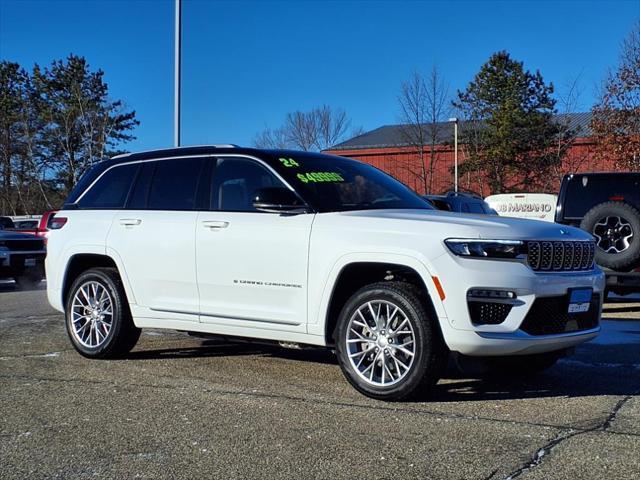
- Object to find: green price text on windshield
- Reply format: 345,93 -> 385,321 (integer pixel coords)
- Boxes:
296,172 -> 345,183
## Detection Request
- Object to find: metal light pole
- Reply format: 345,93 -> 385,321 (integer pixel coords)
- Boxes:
449,117 -> 458,192
174,0 -> 182,147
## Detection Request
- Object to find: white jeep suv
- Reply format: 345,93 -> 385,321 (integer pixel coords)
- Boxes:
46,146 -> 604,400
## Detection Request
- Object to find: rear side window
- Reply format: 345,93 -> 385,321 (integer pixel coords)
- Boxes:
78,163 -> 139,209
147,158 -> 205,210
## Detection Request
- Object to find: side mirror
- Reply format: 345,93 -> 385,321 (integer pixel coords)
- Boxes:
252,187 -> 309,214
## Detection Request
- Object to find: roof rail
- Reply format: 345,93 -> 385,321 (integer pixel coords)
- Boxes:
111,144 -> 240,160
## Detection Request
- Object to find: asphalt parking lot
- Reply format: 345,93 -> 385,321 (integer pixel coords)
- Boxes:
1,283 -> 639,479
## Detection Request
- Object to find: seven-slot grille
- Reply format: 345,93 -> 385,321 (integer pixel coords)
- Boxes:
526,241 -> 595,271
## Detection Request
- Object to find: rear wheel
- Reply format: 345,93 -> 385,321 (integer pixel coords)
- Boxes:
335,282 -> 445,401
65,267 -> 140,358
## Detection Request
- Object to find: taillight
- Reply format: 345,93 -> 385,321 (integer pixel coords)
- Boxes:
49,217 -> 68,229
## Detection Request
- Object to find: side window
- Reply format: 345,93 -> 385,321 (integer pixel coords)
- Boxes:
78,163 -> 139,209
128,162 -> 155,209
467,203 -> 485,214
147,158 -> 205,211
211,157 -> 284,212
433,200 -> 452,211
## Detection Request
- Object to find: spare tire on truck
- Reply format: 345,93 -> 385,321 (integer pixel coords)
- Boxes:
580,201 -> 640,271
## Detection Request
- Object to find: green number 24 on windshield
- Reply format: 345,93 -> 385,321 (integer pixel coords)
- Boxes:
279,157 -> 300,168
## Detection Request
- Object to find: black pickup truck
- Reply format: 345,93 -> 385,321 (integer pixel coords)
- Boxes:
0,230 -> 46,288
556,172 -> 640,295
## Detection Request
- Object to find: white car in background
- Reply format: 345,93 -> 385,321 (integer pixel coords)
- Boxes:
46,146 -> 603,401
485,193 -> 558,222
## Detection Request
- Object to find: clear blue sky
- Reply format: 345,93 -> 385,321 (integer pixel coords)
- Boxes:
1,0 -> 638,152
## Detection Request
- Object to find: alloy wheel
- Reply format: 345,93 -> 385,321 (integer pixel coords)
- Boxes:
346,300 -> 416,387
70,281 -> 114,348
593,216 -> 634,253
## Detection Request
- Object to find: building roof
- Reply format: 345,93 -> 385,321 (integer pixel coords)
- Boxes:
327,112 -> 593,151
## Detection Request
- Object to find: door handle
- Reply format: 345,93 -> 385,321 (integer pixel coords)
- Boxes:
202,220 -> 229,229
119,218 -> 142,226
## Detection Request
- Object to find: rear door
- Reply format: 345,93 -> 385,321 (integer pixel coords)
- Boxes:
195,156 -> 313,332
107,157 -> 208,321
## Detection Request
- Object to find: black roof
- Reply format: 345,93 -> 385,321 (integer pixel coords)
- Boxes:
64,146 -> 347,205
328,112 -> 593,151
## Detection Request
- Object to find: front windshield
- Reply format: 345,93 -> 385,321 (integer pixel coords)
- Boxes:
267,153 -> 433,213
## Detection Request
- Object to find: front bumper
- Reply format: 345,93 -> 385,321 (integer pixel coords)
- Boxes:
431,253 -> 605,356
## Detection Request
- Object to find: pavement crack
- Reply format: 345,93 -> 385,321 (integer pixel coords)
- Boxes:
602,394 -> 633,431
503,394 -> 636,479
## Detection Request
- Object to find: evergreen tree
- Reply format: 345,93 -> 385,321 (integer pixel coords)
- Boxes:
0,55 -> 139,214
33,54 -> 139,194
453,51 -> 569,193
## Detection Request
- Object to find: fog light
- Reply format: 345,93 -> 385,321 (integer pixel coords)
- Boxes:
467,289 -> 516,300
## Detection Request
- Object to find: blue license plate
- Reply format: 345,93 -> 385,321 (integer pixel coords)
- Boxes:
568,288 -> 592,313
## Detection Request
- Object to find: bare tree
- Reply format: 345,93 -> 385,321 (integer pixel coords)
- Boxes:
284,110 -> 319,151
398,67 -> 449,194
253,105 -> 357,151
551,74 -> 584,184
592,21 -> 640,169
316,105 -> 350,150
252,126 -> 290,149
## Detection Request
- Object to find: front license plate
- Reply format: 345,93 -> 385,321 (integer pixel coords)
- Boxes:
568,288 -> 592,313
24,258 -> 36,267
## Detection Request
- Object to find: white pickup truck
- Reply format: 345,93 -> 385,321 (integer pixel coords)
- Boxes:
46,146 -> 604,400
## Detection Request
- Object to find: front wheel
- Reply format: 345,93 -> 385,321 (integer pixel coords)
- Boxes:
335,282 -> 446,401
65,267 -> 141,358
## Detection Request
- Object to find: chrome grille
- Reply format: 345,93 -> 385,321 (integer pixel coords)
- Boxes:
526,241 -> 595,272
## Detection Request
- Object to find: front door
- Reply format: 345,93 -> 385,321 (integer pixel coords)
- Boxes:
195,156 -> 313,331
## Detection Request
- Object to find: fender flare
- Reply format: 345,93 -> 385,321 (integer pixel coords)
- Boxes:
309,252 -> 449,337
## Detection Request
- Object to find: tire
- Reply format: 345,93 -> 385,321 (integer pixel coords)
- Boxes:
483,351 -> 563,377
65,267 -> 141,358
335,281 -> 446,401
580,202 -> 640,271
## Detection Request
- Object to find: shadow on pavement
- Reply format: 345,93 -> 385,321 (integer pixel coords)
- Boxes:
128,339 -> 339,366
603,304 -> 640,315
433,344 -> 640,402
0,280 -> 46,293
125,319 -> 640,402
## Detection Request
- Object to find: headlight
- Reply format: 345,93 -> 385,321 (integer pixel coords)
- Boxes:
445,239 -> 524,259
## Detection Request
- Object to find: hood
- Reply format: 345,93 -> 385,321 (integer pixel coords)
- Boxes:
334,209 -> 593,241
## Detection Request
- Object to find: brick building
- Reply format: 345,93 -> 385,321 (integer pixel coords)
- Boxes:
324,112 -> 617,196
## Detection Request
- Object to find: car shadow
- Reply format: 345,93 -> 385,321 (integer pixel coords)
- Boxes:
0,280 -> 46,293
603,304 -> 640,314
125,321 -> 640,401
433,332 -> 640,401
128,338 -> 339,365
